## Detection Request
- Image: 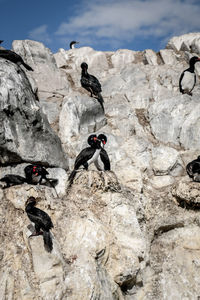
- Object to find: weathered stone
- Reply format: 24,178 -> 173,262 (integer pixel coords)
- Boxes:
0,58 -> 68,168
12,40 -> 70,99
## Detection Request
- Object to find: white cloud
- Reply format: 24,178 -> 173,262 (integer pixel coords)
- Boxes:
29,25 -> 52,44
55,0 -> 200,48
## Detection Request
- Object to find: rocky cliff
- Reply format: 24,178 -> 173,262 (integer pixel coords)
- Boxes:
1,33 -> 200,299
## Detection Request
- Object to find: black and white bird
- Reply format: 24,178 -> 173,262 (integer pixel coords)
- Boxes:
0,49 -> 33,71
68,134 -> 105,184
25,197 -> 54,252
24,164 -> 49,185
179,56 -> 200,96
80,62 -> 104,109
97,134 -> 110,171
186,155 -> 200,181
70,41 -> 79,49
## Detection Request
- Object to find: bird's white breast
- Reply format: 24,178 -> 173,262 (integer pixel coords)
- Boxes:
181,71 -> 195,92
87,148 -> 101,166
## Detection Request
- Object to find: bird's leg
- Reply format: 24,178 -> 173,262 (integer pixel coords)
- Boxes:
29,224 -> 43,237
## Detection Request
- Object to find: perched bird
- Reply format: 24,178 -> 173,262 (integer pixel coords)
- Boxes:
70,41 -> 79,49
25,197 -> 53,252
24,164 -> 49,185
80,62 -> 104,109
186,155 -> 200,181
68,134 -> 104,184
0,174 -> 27,188
0,49 -> 33,71
88,134 -> 110,171
179,56 -> 200,96
97,134 -> 111,171
24,164 -> 58,196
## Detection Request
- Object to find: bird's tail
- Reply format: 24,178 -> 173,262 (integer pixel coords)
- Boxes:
68,169 -> 77,185
97,93 -> 104,111
43,231 -> 53,252
23,62 -> 34,71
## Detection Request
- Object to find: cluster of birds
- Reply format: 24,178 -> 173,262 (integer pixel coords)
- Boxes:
0,39 -> 200,253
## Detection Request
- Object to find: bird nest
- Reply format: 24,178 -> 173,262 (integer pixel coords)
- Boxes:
69,170 -> 121,194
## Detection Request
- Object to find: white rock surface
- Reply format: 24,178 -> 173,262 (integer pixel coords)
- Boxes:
1,33 -> 200,299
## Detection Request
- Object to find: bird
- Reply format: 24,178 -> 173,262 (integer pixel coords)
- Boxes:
70,41 -> 79,49
0,174 -> 27,188
179,56 -> 200,96
24,164 -> 58,195
24,164 -> 49,185
0,49 -> 33,71
0,40 -> 3,44
80,62 -> 104,109
25,197 -> 53,252
186,155 -> 200,181
87,134 -> 110,171
97,134 -> 111,171
68,134 -> 105,184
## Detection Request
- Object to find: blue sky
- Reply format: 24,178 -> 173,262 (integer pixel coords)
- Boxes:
1,0 -> 200,53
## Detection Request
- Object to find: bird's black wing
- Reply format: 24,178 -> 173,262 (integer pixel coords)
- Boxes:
100,149 -> 111,171
28,207 -> 53,230
0,174 -> 26,184
89,74 -> 102,93
74,147 -> 96,169
179,71 -> 185,93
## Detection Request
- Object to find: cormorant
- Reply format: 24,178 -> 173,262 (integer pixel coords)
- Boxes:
0,174 -> 27,188
87,134 -> 111,171
24,164 -> 49,185
25,197 -> 53,252
179,56 -> 200,96
70,41 -> 79,49
0,49 -> 33,71
98,134 -> 111,171
68,134 -> 104,184
80,62 -> 104,109
186,155 -> 200,181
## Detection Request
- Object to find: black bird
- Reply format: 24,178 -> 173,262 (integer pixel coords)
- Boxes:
24,164 -> 58,196
0,40 -> 3,44
24,164 -> 49,185
80,62 -> 104,109
179,56 -> 200,96
25,197 -> 53,252
70,41 -> 79,49
98,134 -> 111,171
0,174 -> 27,188
68,134 -> 104,184
186,155 -> 200,181
0,49 -> 33,71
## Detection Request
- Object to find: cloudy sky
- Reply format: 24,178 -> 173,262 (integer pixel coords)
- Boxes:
1,0 -> 200,53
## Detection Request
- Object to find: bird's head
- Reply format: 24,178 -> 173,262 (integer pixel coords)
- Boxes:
189,56 -> 200,66
197,155 -> 200,161
81,62 -> 88,71
70,41 -> 79,49
25,196 -> 41,207
98,134 -> 107,147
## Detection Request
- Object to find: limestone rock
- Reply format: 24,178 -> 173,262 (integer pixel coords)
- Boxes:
12,40 -> 70,99
0,58 -> 68,168
172,179 -> 200,208
166,32 -> 200,51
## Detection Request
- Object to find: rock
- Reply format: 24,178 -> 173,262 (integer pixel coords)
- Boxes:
111,49 -> 136,69
191,37 -> 200,54
0,58 -> 68,168
151,145 -> 183,176
144,49 -> 158,65
159,49 -> 177,65
59,93 -> 106,153
172,179 -> 200,208
166,32 -> 200,51
12,40 -> 69,99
